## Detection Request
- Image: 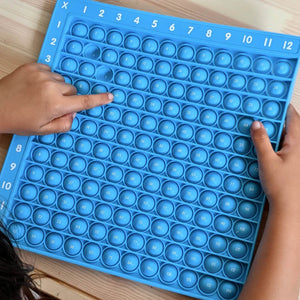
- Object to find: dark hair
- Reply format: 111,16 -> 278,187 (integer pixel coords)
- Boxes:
0,221 -> 59,300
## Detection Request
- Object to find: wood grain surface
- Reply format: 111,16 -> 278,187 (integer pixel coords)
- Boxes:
0,1 -> 300,299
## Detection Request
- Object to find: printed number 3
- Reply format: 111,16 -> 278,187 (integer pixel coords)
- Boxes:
116,13 -> 122,21
45,55 -> 51,63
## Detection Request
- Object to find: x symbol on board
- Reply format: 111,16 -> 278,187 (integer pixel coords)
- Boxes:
61,1 -> 69,9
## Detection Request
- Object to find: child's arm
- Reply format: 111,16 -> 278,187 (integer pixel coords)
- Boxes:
0,63 -> 113,135
239,105 -> 300,300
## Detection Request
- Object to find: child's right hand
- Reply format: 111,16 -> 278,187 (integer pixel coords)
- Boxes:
251,105 -> 300,216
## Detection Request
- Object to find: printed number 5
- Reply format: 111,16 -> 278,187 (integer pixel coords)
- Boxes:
152,20 -> 158,28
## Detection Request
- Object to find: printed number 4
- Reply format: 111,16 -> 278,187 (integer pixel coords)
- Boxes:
134,17 -> 140,24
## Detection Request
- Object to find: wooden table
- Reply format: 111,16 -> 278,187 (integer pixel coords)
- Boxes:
0,1 -> 299,299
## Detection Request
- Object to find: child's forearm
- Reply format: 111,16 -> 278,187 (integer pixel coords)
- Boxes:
238,203 -> 300,300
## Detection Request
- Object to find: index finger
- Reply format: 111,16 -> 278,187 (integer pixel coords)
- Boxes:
59,92 -> 114,114
284,104 -> 300,144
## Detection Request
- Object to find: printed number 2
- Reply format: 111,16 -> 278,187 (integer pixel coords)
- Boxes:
50,38 -> 56,45
99,9 -> 104,17
283,41 -> 293,50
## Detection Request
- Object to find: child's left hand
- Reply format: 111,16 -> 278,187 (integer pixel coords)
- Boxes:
0,63 -> 113,135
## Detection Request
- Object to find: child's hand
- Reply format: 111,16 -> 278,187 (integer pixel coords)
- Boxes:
251,105 -> 300,215
0,63 -> 113,135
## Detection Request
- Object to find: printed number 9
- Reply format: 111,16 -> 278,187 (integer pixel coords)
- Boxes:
10,163 -> 16,171
225,32 -> 231,40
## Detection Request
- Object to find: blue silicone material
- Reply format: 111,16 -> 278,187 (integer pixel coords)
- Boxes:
0,0 -> 300,299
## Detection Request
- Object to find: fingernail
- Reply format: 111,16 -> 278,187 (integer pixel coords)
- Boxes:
252,121 -> 261,130
73,112 -> 77,119
108,93 -> 114,101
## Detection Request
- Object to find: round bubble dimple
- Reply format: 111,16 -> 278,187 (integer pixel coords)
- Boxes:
79,63 -> 95,77
45,232 -> 63,251
233,137 -> 251,155
262,101 -> 281,118
219,113 -> 236,130
132,75 -> 149,90
102,248 -> 120,267
124,171 -> 142,188
114,209 -> 131,226
229,74 -> 246,90
108,228 -> 126,246
274,60 -> 292,77
187,87 -> 203,103
200,191 -> 217,208
102,49 -> 118,64
204,171 -> 222,188
199,276 -> 218,294
214,215 -> 232,233
243,97 -> 261,114
83,243 -> 101,261
86,105 -> 103,117
191,68 -> 208,83
171,143 -> 188,160
138,195 -> 155,212
209,152 -> 227,169
39,134 -> 55,145
133,214 -> 150,232
119,53 -> 135,68
127,233 -> 144,251
210,71 -> 227,87
205,90 -> 222,106
182,105 -> 198,121
148,157 -> 165,174
140,259 -> 158,278
82,180 -> 99,197
57,194 -> 74,211
189,229 -> 208,247
45,170 -> 62,187
14,203 -> 31,220
179,270 -> 197,289
146,239 -> 163,257
74,80 -> 90,94
135,134 -> 152,150
145,98 -> 162,113
101,186 -> 118,202
160,264 -> 178,283
95,204 -> 112,221
89,26 -> 105,41
223,94 -> 241,110
204,255 -> 222,274
175,205 -> 193,223
234,221 -> 252,238
219,282 -> 238,299
162,181 -> 179,197
229,241 -> 247,259
263,121 -> 276,138
81,120 -> 97,136
219,196 -> 237,213
120,190 -> 137,207
33,208 -> 50,226
72,23 -> 87,37
173,64 -> 189,79
69,156 -> 86,173
184,249 -> 202,268
163,101 -> 180,117
196,48 -> 213,64
107,31 -> 123,45
27,228 -> 44,246
106,166 -> 123,183
160,42 -> 176,57
167,162 -> 184,179
155,60 -> 171,76
20,184 -> 38,201
8,223 -> 25,240
150,79 -> 167,95
209,235 -> 227,253
89,223 -> 106,241
39,189 -> 56,206
115,71 -> 131,86
165,244 -> 183,262
169,83 -> 185,98
122,111 -> 139,127
253,57 -> 271,73
140,116 -> 157,131
96,66 -> 113,82
248,77 -> 266,94
244,181 -> 262,198
234,54 -> 251,70
70,218 -> 88,235
26,165 -> 43,182
170,224 -> 188,242
75,138 -> 92,154
238,201 -> 257,219
158,120 -> 175,137
66,41 -> 83,55
61,58 -> 77,73
177,124 -> 194,141
142,38 -> 158,53
224,261 -> 243,279
224,176 -> 242,193
83,44 -> 100,59
156,200 -> 174,217
214,51 -> 232,67
137,57 -> 153,72
104,107 -> 121,122
63,175 -> 80,192
127,93 -> 144,108
121,253 -> 139,272
124,34 -> 140,50
98,125 -> 115,141
51,213 -> 69,231
185,167 -> 203,184
93,143 -> 110,159
178,45 -> 194,61
268,81 -> 286,97
190,148 -> 208,164
76,199 -> 93,216
195,210 -> 212,227
229,157 -> 246,174
111,148 -> 129,164
117,130 -> 134,146
130,153 -> 147,169
151,219 -> 169,237
196,128 -> 213,145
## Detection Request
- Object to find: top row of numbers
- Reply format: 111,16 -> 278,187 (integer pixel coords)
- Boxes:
58,1 -> 299,54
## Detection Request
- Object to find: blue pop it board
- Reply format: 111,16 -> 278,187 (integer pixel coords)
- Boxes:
1,0 -> 300,299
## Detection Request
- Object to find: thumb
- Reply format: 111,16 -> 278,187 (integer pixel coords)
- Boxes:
39,113 -> 74,134
250,121 -> 276,164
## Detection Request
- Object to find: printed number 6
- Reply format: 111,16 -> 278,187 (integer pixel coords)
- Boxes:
169,24 -> 175,32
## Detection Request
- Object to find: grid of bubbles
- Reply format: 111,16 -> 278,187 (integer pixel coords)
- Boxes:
6,19 -> 296,300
